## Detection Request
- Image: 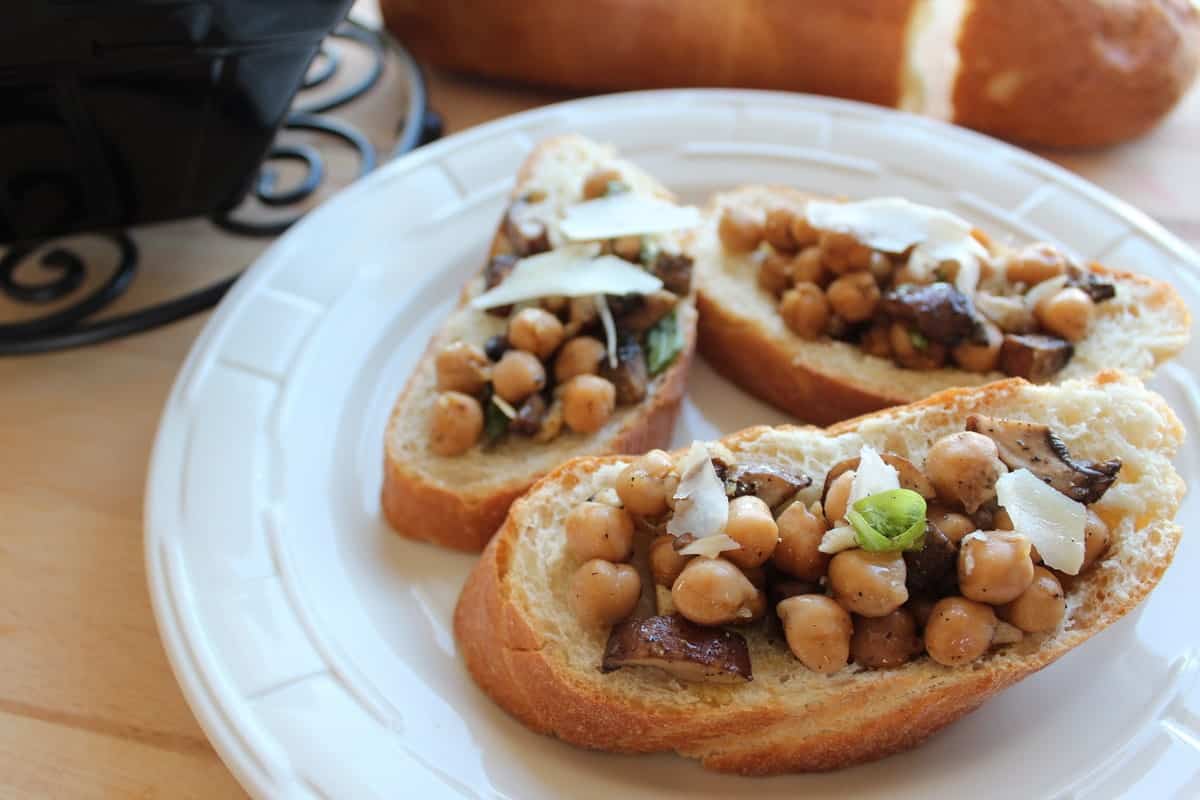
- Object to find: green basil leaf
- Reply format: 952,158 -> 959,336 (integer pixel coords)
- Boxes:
848,488 -> 927,552
638,236 -> 660,267
909,330 -> 929,351
483,391 -> 510,445
646,309 -> 684,375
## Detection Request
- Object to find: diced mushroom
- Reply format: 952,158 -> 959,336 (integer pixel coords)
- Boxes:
617,290 -> 678,334
724,463 -> 813,509
601,337 -> 649,404
998,333 -> 1074,381
601,614 -> 752,683
904,523 -> 958,596
823,453 -> 936,500
880,282 -> 985,345
1065,266 -> 1116,304
503,194 -> 551,257
653,252 -> 694,296
509,394 -> 547,436
966,415 -> 1121,504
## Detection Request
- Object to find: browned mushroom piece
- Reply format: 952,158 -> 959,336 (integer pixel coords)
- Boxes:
652,252 -> 695,296
503,194 -> 551,256
904,522 -> 958,596
966,415 -> 1121,504
1065,266 -> 1117,304
600,337 -> 649,404
509,394 -> 547,436
601,614 -> 752,683
822,453 -> 936,500
998,333 -> 1074,381
724,463 -> 812,509
616,290 -> 678,334
880,282 -> 984,345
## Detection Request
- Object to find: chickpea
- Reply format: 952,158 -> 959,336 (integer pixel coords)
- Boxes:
850,609 -> 920,668
582,167 -> 622,200
763,208 -> 798,252
723,495 -> 779,569
492,350 -> 546,403
993,508 -> 1014,531
868,251 -> 894,283
1082,509 -> 1111,571
824,470 -> 856,525
860,322 -> 892,359
561,374 -> 616,433
779,283 -> 830,339
924,597 -> 997,666
826,272 -> 880,323
507,307 -> 565,361
925,431 -> 1007,513
671,558 -> 758,625
791,246 -> 825,285
739,588 -> 768,624
565,501 -> 635,562
435,341 -> 491,395
649,534 -> 691,587
758,252 -> 795,296
1005,242 -> 1067,286
612,235 -> 642,262
778,595 -> 853,673
774,502 -> 830,581
928,505 -> 976,544
554,336 -> 606,382
1035,287 -> 1094,342
718,207 -> 764,252
569,559 -> 641,627
828,549 -> 909,617
790,213 -> 820,249
819,230 -> 873,274
952,321 -> 1003,374
998,566 -> 1065,633
958,530 -> 1035,604
616,450 -> 678,517
429,391 -> 484,455
889,322 -> 947,370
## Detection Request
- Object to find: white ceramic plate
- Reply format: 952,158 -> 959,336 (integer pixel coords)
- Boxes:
146,90 -> 1200,800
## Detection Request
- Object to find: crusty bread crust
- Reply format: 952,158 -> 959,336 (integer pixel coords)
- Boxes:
695,185 -> 1191,424
454,372 -> 1185,773
953,0 -> 1200,148
382,135 -> 697,551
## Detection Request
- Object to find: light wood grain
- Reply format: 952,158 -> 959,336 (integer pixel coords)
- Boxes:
1,28 -> 1198,800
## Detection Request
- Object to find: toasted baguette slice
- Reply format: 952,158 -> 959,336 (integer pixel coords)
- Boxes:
383,135 -> 697,551
455,371 -> 1185,774
695,185 -> 1191,425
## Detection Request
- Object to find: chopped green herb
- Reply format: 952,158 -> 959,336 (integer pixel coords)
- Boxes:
483,390 -> 510,445
638,236 -> 660,266
847,488 -> 927,552
909,330 -> 929,351
646,309 -> 684,375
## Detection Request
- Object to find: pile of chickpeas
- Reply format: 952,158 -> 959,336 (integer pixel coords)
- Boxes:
718,204 -> 1103,375
566,428 -> 1112,676
429,307 -> 620,455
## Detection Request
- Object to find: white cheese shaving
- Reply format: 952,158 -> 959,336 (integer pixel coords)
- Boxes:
491,394 -> 517,419
679,534 -> 741,558
592,488 -> 622,508
469,244 -> 662,310
806,197 -> 989,290
594,294 -> 618,369
996,468 -> 1087,575
559,193 -> 701,241
819,525 -> 859,554
667,442 -> 729,549
1022,273 -> 1070,313
847,445 -> 901,512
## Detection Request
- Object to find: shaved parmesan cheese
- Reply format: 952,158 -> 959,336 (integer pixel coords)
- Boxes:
667,442 -> 729,550
1023,274 -> 1070,312
996,468 -> 1087,575
559,194 -> 701,241
819,525 -> 858,554
491,394 -> 517,419
847,445 -> 901,511
680,534 -> 741,558
594,295 -> 618,369
807,198 -> 988,289
470,244 -> 662,310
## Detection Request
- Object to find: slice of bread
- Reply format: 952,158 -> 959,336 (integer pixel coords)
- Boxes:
454,371 -> 1185,774
695,185 -> 1191,425
383,135 -> 697,551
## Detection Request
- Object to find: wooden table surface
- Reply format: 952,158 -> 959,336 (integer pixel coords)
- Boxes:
2,47 -> 1199,799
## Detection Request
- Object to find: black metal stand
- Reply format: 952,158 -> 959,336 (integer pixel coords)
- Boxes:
0,20 -> 442,356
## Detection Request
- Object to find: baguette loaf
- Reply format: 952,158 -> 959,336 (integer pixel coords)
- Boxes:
454,371 -> 1185,773
695,185 -> 1191,425
381,0 -> 1199,149
382,135 -> 697,551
